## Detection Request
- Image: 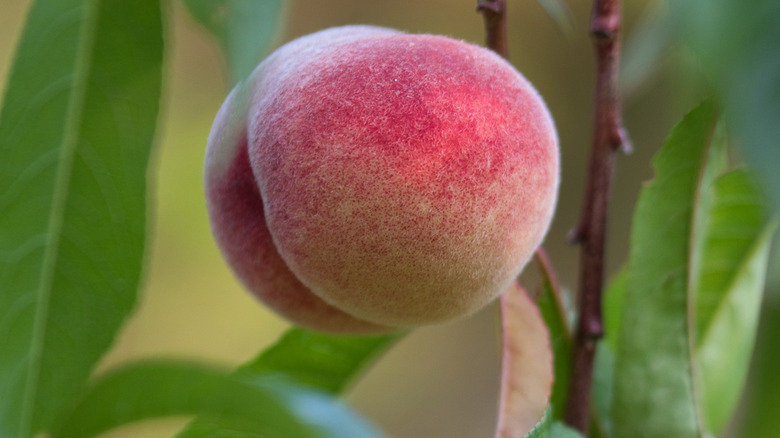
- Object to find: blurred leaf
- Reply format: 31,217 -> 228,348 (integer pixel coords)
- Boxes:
535,255 -> 572,421
0,0 -> 163,436
694,170 -> 775,434
731,252 -> 780,438
496,282 -> 553,438
53,360 -> 385,438
613,102 -> 718,438
619,2 -> 677,98
183,0 -> 284,84
670,0 -> 780,209
179,327 -> 400,437
534,0 -> 574,36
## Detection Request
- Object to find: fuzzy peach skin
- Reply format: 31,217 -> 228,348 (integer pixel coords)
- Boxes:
205,25 -> 559,331
204,26 -> 401,334
205,89 -> 391,334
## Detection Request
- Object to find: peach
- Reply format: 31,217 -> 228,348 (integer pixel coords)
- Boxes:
205,26 -> 558,333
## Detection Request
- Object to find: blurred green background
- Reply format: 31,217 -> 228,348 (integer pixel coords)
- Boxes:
0,1 -> 718,437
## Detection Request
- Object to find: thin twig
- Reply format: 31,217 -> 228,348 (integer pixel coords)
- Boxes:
564,0 -> 630,433
477,0 -> 508,59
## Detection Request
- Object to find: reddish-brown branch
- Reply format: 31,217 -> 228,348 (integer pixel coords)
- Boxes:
564,0 -> 629,433
477,0 -> 508,59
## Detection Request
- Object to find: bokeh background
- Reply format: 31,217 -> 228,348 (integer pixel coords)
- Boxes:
0,1 -> 707,437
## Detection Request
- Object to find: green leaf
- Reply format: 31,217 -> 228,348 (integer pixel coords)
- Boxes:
694,169 -> 767,336
183,0 -> 284,84
524,407 -> 552,438
178,327 -> 400,437
0,0 -> 163,436
671,0 -> 780,209
602,267 -> 626,352
613,102 -> 718,438
53,360 -> 386,438
590,344 -> 614,438
613,101 -> 776,437
524,409 -> 585,438
598,267 -> 626,438
694,170 -> 775,434
236,328 -> 401,394
731,267 -> 780,437
550,422 -> 585,438
535,262 -> 572,421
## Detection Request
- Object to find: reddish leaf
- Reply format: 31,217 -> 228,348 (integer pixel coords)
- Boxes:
496,281 -> 553,437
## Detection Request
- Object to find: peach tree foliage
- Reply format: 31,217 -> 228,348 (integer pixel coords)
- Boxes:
0,1 -> 778,438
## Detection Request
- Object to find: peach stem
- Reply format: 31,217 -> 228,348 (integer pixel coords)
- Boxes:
477,0 -> 508,59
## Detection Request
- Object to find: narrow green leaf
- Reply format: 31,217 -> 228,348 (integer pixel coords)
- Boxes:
593,269 -> 625,438
695,169 -> 766,337
183,0 -> 284,84
695,169 -> 775,434
688,123 -> 728,313
178,327 -> 400,437
53,360 -> 386,438
0,0 -> 163,436
535,272 -> 571,421
613,101 -> 718,438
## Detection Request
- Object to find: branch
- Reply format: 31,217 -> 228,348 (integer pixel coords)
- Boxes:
564,0 -> 630,433
477,0 -> 508,59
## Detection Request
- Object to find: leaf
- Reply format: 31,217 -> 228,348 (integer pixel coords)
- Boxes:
550,422 -> 584,438
534,0 -> 575,36
670,0 -> 780,209
183,0 -> 284,84
602,267 -> 626,352
235,328 -> 401,394
523,409 -> 584,438
178,327 -> 401,437
731,268 -> 780,437
534,253 -> 572,421
53,360 -> 386,438
694,170 -> 775,434
590,343 -> 614,438
496,282 -> 553,438
0,0 -> 163,436
619,2 -> 677,98
524,408 -> 552,438
612,101 -> 775,437
612,102 -> 718,438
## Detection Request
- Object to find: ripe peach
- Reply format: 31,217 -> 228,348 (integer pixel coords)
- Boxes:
205,25 -> 558,333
